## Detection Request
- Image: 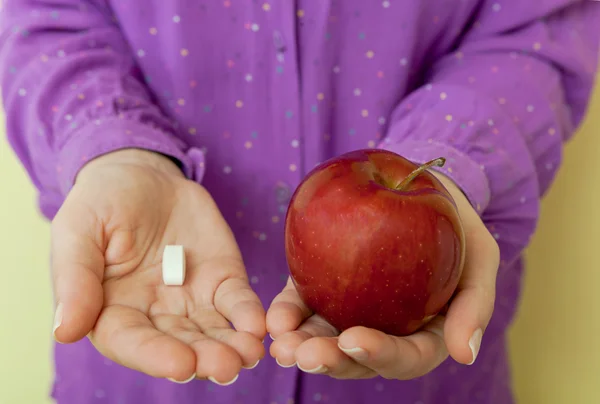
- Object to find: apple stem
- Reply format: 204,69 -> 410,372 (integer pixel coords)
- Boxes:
395,157 -> 446,191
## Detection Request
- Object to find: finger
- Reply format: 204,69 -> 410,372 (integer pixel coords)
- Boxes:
89,305 -> 196,382
337,317 -> 448,380
294,337 -> 376,380
50,201 -> 104,343
270,314 -> 337,367
213,272 -> 267,340
151,314 -> 244,385
187,308 -> 265,369
266,277 -> 313,338
444,229 -> 500,365
203,329 -> 264,371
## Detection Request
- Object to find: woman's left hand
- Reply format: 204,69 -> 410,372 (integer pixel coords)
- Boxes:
266,172 -> 500,380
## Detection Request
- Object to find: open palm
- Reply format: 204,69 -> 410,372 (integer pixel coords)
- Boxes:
51,150 -> 266,385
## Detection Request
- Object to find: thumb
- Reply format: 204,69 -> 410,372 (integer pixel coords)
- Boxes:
444,227 -> 499,365
50,201 -> 104,344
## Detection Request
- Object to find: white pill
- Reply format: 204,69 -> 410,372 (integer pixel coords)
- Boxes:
162,245 -> 186,286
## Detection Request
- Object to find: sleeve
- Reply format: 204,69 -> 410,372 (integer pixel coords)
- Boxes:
379,0 -> 600,267
0,0 -> 202,218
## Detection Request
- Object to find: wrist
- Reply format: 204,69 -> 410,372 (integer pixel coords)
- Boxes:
76,148 -> 184,183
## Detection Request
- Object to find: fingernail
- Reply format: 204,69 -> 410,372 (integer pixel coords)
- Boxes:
167,374 -> 196,384
53,302 -> 63,338
208,373 -> 239,386
468,328 -> 483,365
296,363 -> 328,374
242,360 -> 260,370
269,333 -> 275,341
275,357 -> 296,368
338,345 -> 368,361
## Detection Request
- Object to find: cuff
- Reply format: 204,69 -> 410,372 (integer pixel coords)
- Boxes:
378,138 -> 491,214
56,117 -> 206,195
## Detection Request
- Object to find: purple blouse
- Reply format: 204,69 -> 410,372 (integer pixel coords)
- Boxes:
1,1 -> 599,403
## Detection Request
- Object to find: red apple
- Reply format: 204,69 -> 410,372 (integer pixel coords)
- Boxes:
284,149 -> 466,337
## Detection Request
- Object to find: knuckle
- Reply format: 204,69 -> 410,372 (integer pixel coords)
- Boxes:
480,229 -> 499,251
489,237 -> 500,260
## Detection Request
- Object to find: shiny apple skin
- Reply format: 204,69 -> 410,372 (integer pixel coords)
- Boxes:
284,149 -> 466,337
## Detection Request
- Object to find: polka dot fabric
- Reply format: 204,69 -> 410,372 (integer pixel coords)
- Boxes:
1,1 -> 599,403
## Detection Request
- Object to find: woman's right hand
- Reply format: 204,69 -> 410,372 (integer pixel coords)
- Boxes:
51,149 -> 266,385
